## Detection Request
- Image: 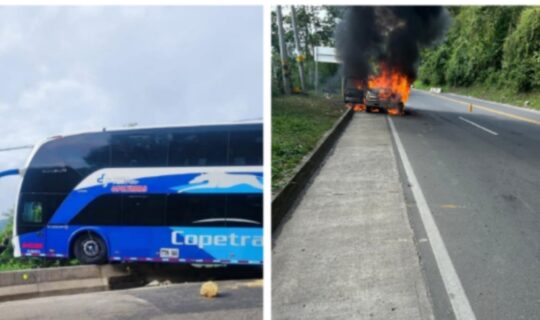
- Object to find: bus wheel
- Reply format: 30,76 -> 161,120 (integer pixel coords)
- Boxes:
73,232 -> 107,264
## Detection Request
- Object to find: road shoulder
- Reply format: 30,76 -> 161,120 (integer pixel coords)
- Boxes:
0,279 -> 262,320
272,113 -> 434,320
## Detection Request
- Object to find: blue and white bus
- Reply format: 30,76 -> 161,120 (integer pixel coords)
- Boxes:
12,122 -> 263,265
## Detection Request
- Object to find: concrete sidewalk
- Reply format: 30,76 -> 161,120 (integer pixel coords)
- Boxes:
272,114 -> 434,320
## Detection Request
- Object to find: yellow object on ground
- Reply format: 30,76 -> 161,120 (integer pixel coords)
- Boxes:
200,281 -> 219,298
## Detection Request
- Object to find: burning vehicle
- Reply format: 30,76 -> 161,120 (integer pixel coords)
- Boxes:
344,65 -> 411,115
364,88 -> 404,115
337,7 -> 449,116
343,78 -> 365,106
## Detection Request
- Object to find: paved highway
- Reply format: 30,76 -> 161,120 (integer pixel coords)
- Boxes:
391,90 -> 540,319
0,279 -> 262,320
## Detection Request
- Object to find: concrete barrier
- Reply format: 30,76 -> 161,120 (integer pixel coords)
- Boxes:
272,107 -> 354,232
430,87 -> 442,93
0,265 -> 131,302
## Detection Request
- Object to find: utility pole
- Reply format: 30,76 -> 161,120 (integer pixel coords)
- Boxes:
309,6 -> 318,92
290,5 -> 306,92
314,47 -> 319,92
276,5 -> 291,95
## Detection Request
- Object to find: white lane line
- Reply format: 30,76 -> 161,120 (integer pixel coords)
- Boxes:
459,116 -> 498,136
388,117 -> 477,320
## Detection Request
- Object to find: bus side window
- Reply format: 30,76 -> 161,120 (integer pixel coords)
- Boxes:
166,194 -> 226,226
228,126 -> 262,166
70,195 -> 122,226
122,195 -> 165,226
22,202 -> 43,224
111,133 -> 168,167
226,194 -> 263,227
169,130 -> 228,166
18,194 -> 66,234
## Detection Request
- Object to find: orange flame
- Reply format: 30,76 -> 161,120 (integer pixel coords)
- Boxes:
353,104 -> 366,112
346,103 -> 366,112
368,64 -> 412,103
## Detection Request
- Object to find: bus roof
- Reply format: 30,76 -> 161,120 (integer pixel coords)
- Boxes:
50,119 -> 262,139
22,120 -> 262,171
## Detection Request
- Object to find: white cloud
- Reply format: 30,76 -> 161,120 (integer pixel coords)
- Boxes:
0,6 -> 262,214
0,27 -> 22,53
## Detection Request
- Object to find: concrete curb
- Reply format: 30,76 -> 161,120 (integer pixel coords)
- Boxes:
0,265 -> 131,302
272,107 -> 354,232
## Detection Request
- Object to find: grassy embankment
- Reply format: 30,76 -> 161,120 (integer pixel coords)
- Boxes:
272,93 -> 345,193
413,81 -> 540,111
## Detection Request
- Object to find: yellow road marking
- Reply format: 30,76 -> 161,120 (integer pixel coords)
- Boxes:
422,90 -> 540,126
440,204 -> 458,209
225,279 -> 263,290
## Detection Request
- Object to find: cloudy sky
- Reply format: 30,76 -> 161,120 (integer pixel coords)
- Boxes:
0,6 -> 262,216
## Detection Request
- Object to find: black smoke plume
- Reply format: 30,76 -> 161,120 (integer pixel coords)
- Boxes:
336,6 -> 450,84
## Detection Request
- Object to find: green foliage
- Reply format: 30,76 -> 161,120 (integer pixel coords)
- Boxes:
272,6 -> 343,94
419,44 -> 449,85
446,7 -> 523,86
272,94 -> 345,192
445,41 -> 473,86
419,6 -> 538,87
418,6 -> 540,94
502,7 -> 540,91
416,6 -> 540,109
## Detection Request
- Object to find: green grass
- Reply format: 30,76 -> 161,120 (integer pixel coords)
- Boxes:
412,81 -> 431,90
0,259 -> 79,272
413,81 -> 540,111
272,93 -> 346,193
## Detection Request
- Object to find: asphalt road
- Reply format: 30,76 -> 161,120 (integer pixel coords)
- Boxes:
0,279 -> 262,320
392,90 -> 540,320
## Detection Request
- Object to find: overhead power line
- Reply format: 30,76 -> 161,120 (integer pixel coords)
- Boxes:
0,145 -> 33,152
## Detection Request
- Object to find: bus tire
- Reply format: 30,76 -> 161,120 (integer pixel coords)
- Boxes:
73,232 -> 108,265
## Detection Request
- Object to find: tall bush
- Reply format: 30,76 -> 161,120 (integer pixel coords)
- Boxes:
418,6 -> 531,92
503,7 -> 540,92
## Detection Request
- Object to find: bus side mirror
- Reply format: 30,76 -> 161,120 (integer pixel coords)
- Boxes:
0,169 -> 20,179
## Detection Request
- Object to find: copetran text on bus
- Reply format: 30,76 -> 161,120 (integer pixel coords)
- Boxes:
171,230 -> 263,248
